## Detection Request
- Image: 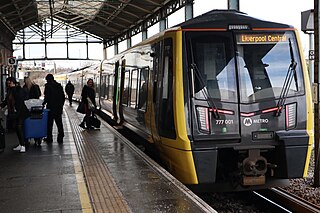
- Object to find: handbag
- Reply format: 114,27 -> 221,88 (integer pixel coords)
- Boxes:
89,114 -> 101,128
76,102 -> 86,114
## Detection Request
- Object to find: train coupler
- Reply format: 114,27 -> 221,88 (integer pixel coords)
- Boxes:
239,149 -> 268,185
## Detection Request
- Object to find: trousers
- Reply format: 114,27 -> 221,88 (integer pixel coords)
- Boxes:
47,112 -> 64,142
16,118 -> 25,146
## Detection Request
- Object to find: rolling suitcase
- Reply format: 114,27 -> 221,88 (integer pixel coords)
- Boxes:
24,107 -> 49,146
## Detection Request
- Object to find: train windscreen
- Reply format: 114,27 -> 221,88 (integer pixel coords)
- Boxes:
187,32 -> 237,103
187,31 -> 304,104
236,32 -> 304,103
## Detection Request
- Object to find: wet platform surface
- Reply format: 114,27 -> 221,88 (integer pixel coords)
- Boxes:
0,104 -> 215,213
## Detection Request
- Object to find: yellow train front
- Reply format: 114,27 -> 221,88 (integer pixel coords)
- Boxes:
99,10 -> 313,192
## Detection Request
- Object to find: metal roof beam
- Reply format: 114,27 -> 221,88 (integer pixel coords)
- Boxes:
104,0 -> 191,47
103,1 -> 140,19
118,0 -> 153,14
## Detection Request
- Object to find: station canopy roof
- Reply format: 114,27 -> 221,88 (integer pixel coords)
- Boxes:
0,0 -> 180,42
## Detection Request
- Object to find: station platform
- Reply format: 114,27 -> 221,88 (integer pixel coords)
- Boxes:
0,104 -> 215,213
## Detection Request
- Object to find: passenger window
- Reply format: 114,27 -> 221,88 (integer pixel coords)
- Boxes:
103,75 -> 107,98
107,75 -> 114,101
95,77 -> 100,98
138,67 -> 149,111
130,69 -> 138,108
122,70 -> 130,106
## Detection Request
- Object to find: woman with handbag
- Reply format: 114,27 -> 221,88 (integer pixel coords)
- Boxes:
79,79 -> 96,129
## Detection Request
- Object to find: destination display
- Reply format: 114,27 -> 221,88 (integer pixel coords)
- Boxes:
237,34 -> 288,44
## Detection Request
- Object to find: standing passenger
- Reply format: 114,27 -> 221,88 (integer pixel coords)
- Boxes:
42,74 -> 65,143
65,80 -> 75,106
0,77 -> 29,152
23,77 -> 41,99
79,79 -> 96,129
23,77 -> 42,145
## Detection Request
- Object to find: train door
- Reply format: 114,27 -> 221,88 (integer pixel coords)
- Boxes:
118,60 -> 126,123
114,59 -> 126,124
186,31 -> 241,142
112,61 -> 120,122
152,38 -> 176,143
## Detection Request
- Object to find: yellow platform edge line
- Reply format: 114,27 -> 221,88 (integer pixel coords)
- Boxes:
72,147 -> 94,212
65,109 -> 94,213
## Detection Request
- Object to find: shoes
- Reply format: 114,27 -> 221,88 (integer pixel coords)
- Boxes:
13,145 -> 21,151
79,122 -> 86,129
13,145 -> 25,152
20,146 -> 25,153
57,136 -> 63,144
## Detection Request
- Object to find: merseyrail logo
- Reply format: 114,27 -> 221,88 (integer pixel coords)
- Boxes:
238,34 -> 288,44
243,118 -> 252,127
243,118 -> 269,127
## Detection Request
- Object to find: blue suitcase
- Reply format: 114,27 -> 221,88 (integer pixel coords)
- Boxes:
24,107 -> 49,141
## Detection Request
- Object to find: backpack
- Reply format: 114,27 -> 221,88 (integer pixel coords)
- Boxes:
57,82 -> 65,106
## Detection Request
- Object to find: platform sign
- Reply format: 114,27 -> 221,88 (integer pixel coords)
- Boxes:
301,9 -> 314,33
8,57 -> 17,65
309,50 -> 315,60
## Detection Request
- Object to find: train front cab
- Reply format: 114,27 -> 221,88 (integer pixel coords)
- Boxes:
147,24 -> 314,192
178,26 -> 314,191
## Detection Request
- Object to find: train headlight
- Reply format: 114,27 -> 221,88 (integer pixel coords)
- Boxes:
286,103 -> 297,130
196,106 -> 210,133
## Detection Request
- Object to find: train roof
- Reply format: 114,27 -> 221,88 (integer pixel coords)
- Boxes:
179,10 -> 293,29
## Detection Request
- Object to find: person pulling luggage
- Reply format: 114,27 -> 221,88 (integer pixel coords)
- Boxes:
42,74 -> 65,144
0,77 -> 29,153
79,78 -> 96,129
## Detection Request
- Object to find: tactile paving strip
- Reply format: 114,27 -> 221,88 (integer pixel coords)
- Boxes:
65,108 -> 131,213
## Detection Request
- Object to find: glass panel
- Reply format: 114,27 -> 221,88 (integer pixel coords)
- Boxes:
187,32 -> 237,102
130,69 -> 138,108
122,71 -> 130,106
107,75 -> 114,101
236,32 -> 304,103
138,68 -> 149,111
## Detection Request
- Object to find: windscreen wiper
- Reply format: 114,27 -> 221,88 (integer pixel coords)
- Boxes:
189,40 -> 219,119
275,38 -> 298,117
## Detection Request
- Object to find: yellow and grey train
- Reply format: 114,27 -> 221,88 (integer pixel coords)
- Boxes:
63,10 -> 313,192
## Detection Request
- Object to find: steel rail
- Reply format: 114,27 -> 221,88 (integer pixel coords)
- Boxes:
255,188 -> 320,213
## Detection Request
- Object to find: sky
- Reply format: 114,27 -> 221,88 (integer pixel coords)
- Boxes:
14,0 -> 314,70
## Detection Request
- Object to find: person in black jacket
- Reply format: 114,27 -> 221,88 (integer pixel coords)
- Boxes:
79,78 -> 96,129
42,74 -> 65,143
0,77 -> 29,153
23,77 -> 41,99
65,80 -> 75,106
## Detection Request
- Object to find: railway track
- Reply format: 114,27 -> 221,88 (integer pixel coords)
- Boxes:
254,188 -> 320,213
98,110 -> 320,213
